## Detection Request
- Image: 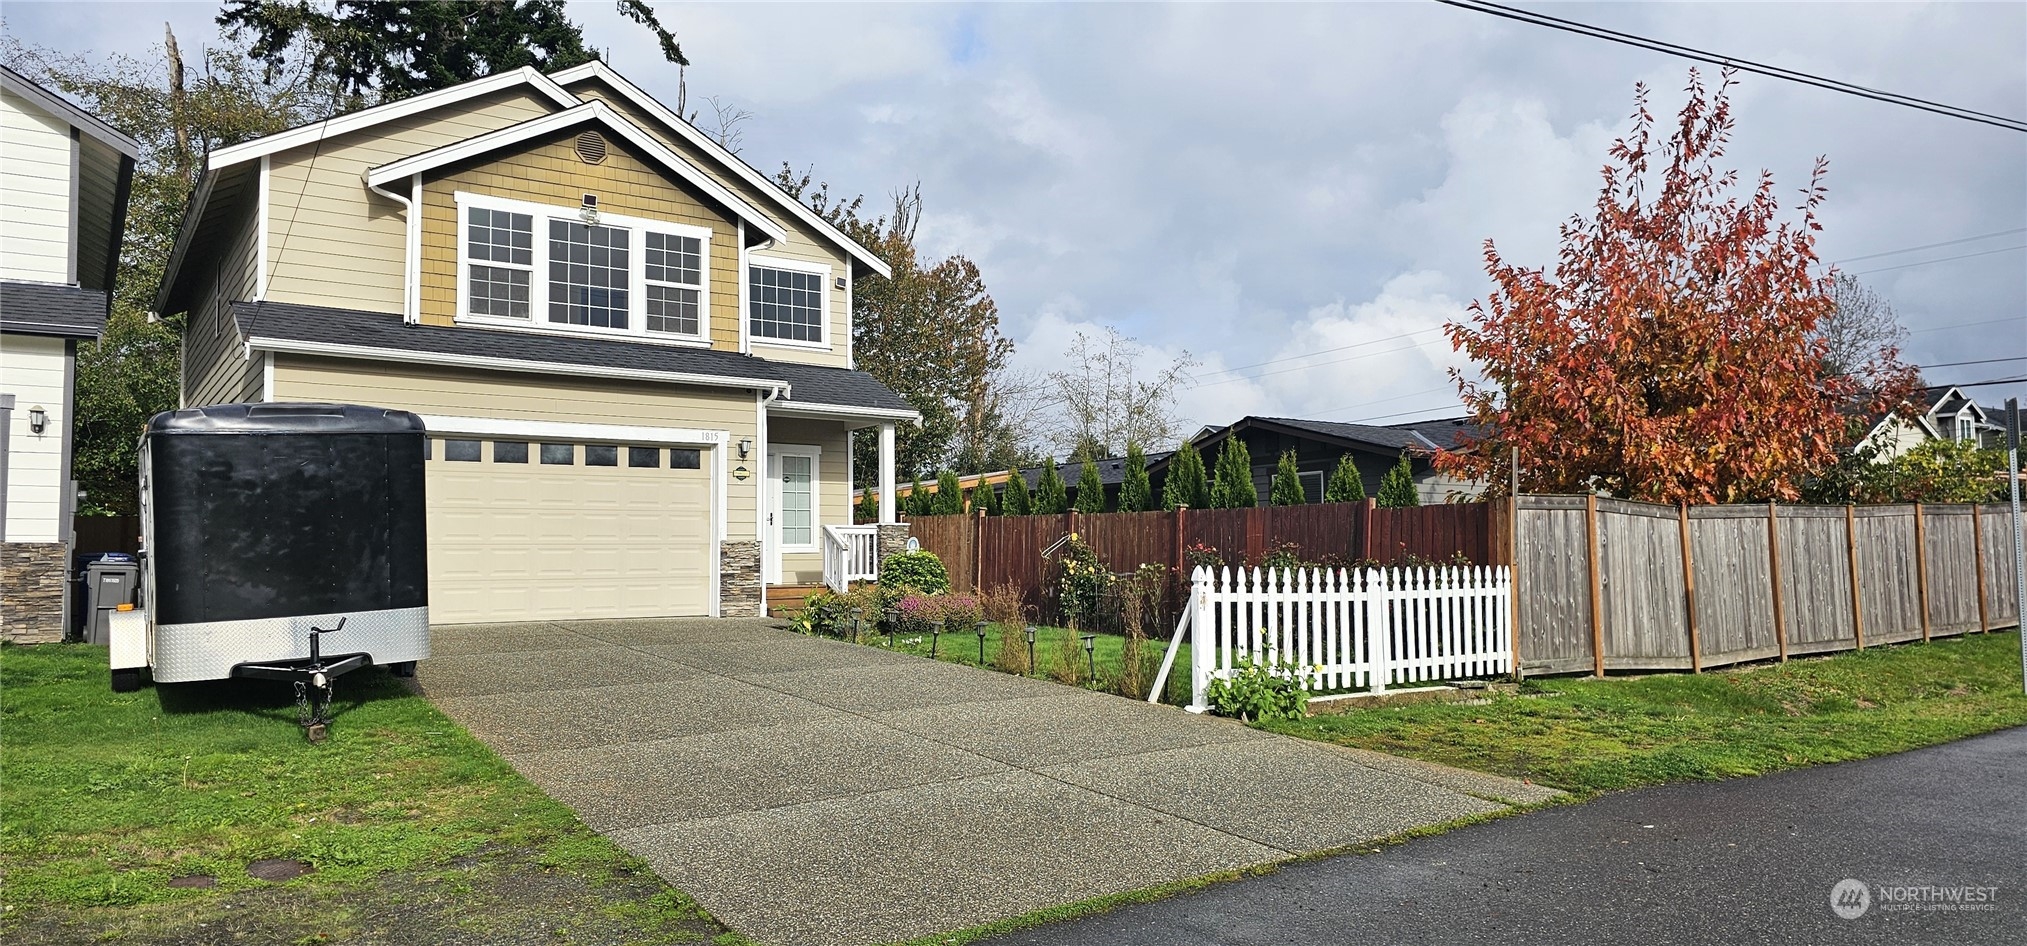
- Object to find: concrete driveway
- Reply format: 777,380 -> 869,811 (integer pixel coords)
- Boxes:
420,618 -> 1558,946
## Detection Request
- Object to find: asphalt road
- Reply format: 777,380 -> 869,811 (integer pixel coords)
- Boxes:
986,726 -> 2027,946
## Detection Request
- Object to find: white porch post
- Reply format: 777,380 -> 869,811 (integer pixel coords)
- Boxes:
878,422 -> 897,524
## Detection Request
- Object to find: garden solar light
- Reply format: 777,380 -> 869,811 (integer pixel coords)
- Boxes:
884,608 -> 898,647
1025,625 -> 1037,675
975,620 -> 989,663
1081,633 -> 1097,681
931,620 -> 943,659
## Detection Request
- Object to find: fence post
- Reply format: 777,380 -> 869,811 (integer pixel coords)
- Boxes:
1508,495 -> 1523,681
973,508 -> 986,595
1846,504 -> 1866,650
1173,506 -> 1187,576
1766,502 -> 1789,662
1914,503 -> 1931,641
1188,568 -> 1213,713
1975,504 -> 1990,632
1586,494 -> 1605,677
1679,502 -> 1701,673
1362,497 -> 1376,562
1372,566 -> 1391,693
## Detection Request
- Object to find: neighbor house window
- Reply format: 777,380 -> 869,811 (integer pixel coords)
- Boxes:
748,263 -> 825,344
465,207 -> 533,318
456,193 -> 709,341
1958,415 -> 1975,442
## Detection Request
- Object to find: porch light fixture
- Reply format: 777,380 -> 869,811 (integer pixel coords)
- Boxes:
738,438 -> 751,459
27,406 -> 46,434
1081,634 -> 1097,682
975,620 -> 989,664
1024,625 -> 1037,677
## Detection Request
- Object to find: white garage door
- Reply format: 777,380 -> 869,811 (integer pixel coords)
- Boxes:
425,436 -> 713,623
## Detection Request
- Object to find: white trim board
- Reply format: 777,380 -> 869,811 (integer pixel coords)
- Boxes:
0,63 -> 139,158
207,66 -> 578,171
247,335 -> 792,394
368,101 -> 789,244
769,401 -> 921,424
547,60 -> 892,279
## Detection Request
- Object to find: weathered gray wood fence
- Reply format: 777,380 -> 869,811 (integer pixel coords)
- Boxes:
1514,496 -> 2022,675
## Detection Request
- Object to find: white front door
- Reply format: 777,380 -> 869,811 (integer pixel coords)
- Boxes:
766,446 -> 818,584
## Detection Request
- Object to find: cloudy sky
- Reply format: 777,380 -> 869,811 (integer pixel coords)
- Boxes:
7,2 -> 2025,436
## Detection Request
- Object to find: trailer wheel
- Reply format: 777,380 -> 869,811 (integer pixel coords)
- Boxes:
388,661 -> 417,678
110,669 -> 143,693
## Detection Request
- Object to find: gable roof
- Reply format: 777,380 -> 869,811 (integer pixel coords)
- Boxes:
1207,415 -> 1482,455
0,64 -> 139,159
549,61 -> 892,279
364,100 -> 790,244
233,300 -> 915,417
0,282 -> 109,338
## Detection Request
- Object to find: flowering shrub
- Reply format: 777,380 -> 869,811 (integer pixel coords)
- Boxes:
891,594 -> 943,637
937,593 -> 983,630
1055,532 -> 1111,627
1183,542 -> 1226,572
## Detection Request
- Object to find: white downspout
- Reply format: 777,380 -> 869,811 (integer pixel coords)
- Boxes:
365,174 -> 420,323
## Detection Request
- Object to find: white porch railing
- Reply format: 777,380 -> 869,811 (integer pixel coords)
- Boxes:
1151,565 -> 1514,712
821,524 -> 881,593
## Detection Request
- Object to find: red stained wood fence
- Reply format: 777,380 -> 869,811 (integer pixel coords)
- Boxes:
907,499 -> 1508,624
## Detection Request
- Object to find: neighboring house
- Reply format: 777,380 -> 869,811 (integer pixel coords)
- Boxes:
1856,385 -> 2006,460
0,65 -> 137,643
158,62 -> 916,624
1158,415 -> 1487,505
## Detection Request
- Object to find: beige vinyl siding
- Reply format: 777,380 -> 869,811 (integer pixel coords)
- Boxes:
0,88 -> 74,283
769,416 -> 851,584
566,80 -> 854,369
271,355 -> 762,540
263,88 -> 557,315
181,184 -> 263,407
0,334 -> 70,542
416,130 -> 740,351
74,140 -> 122,292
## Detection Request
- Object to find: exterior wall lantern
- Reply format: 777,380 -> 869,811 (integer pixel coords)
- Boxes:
28,406 -> 47,434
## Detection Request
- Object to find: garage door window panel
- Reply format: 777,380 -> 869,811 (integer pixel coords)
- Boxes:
455,192 -> 711,343
493,441 -> 528,463
541,443 -> 574,465
443,439 -> 482,462
629,447 -> 660,468
585,445 -> 619,466
669,448 -> 701,470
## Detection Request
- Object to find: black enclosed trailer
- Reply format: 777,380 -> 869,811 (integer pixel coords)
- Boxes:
111,403 -> 429,691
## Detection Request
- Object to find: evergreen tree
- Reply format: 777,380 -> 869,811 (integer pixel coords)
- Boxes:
932,470 -> 965,515
1378,455 -> 1421,508
1208,438 -> 1257,509
1034,458 -> 1069,514
975,479 -> 1001,516
903,475 -> 926,516
1270,450 -> 1306,506
1161,441 -> 1210,510
1004,468 -> 1033,516
1118,443 -> 1152,512
1074,457 -> 1108,513
857,488 -> 878,524
1324,454 -> 1366,503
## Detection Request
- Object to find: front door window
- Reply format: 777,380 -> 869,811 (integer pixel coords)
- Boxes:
778,454 -> 813,547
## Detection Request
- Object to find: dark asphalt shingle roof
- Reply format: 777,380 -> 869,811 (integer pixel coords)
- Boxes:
232,300 -> 913,413
0,281 -> 109,338
1255,415 -> 1484,452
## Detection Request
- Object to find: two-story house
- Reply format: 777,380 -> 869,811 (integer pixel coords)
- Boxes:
0,65 -> 137,643
158,62 -> 914,624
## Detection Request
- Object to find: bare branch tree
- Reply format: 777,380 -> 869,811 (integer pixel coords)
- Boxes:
700,94 -> 751,154
1816,273 -> 1910,385
1045,327 -> 1196,459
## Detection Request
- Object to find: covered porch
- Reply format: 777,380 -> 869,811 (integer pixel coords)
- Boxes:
761,403 -> 910,611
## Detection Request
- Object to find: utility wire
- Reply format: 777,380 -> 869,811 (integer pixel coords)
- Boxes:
1831,228 -> 2027,265
1908,316 -> 2027,335
1919,356 -> 2027,370
1846,244 -> 2026,277
1434,0 -> 2027,133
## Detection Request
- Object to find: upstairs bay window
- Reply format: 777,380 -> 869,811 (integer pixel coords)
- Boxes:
456,192 -> 708,343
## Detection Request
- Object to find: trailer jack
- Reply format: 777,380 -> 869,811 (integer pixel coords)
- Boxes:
236,618 -> 368,743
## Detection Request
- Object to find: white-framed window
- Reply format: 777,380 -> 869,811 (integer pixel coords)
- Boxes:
748,255 -> 830,348
1957,414 -> 1975,442
455,191 -> 710,344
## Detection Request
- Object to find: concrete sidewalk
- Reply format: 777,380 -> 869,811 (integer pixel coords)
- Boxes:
421,619 -> 1558,946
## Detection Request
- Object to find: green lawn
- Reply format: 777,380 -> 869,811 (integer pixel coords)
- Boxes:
0,643 -> 744,945
852,621 -> 1194,703
1262,630 -> 2027,795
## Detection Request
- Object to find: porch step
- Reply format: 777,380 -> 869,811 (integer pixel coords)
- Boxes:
766,584 -> 828,617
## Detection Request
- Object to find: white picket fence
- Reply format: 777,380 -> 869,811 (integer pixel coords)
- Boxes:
1152,565 -> 1515,712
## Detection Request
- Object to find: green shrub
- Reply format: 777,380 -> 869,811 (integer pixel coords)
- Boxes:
1118,443 -> 1152,512
1004,468 -> 1033,515
1034,458 -> 1069,514
1163,441 -> 1210,510
1209,438 -> 1256,509
974,480 -> 1001,516
1270,450 -> 1306,506
1073,455 -> 1107,513
788,590 -> 855,636
856,487 -> 879,524
1324,454 -> 1366,503
932,470 -> 965,515
1055,532 -> 1111,628
1206,658 -> 1310,722
879,550 -> 949,594
1377,454 -> 1419,508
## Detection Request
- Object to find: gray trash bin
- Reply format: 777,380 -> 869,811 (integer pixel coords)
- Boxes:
81,556 -> 140,646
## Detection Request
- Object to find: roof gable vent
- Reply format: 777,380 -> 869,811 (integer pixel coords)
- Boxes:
573,131 -> 607,165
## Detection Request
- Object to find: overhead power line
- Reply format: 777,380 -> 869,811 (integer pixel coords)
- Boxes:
1954,376 -> 2027,389
1908,316 -> 2027,335
1846,244 -> 2026,277
1831,228 -> 2027,265
1918,356 -> 2027,370
1434,0 -> 2027,133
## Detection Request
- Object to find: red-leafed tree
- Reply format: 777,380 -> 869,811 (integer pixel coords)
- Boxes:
1439,70 -> 1920,505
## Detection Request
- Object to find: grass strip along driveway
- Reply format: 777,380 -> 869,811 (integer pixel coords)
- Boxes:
1265,630 -> 2027,795
0,643 -> 744,946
